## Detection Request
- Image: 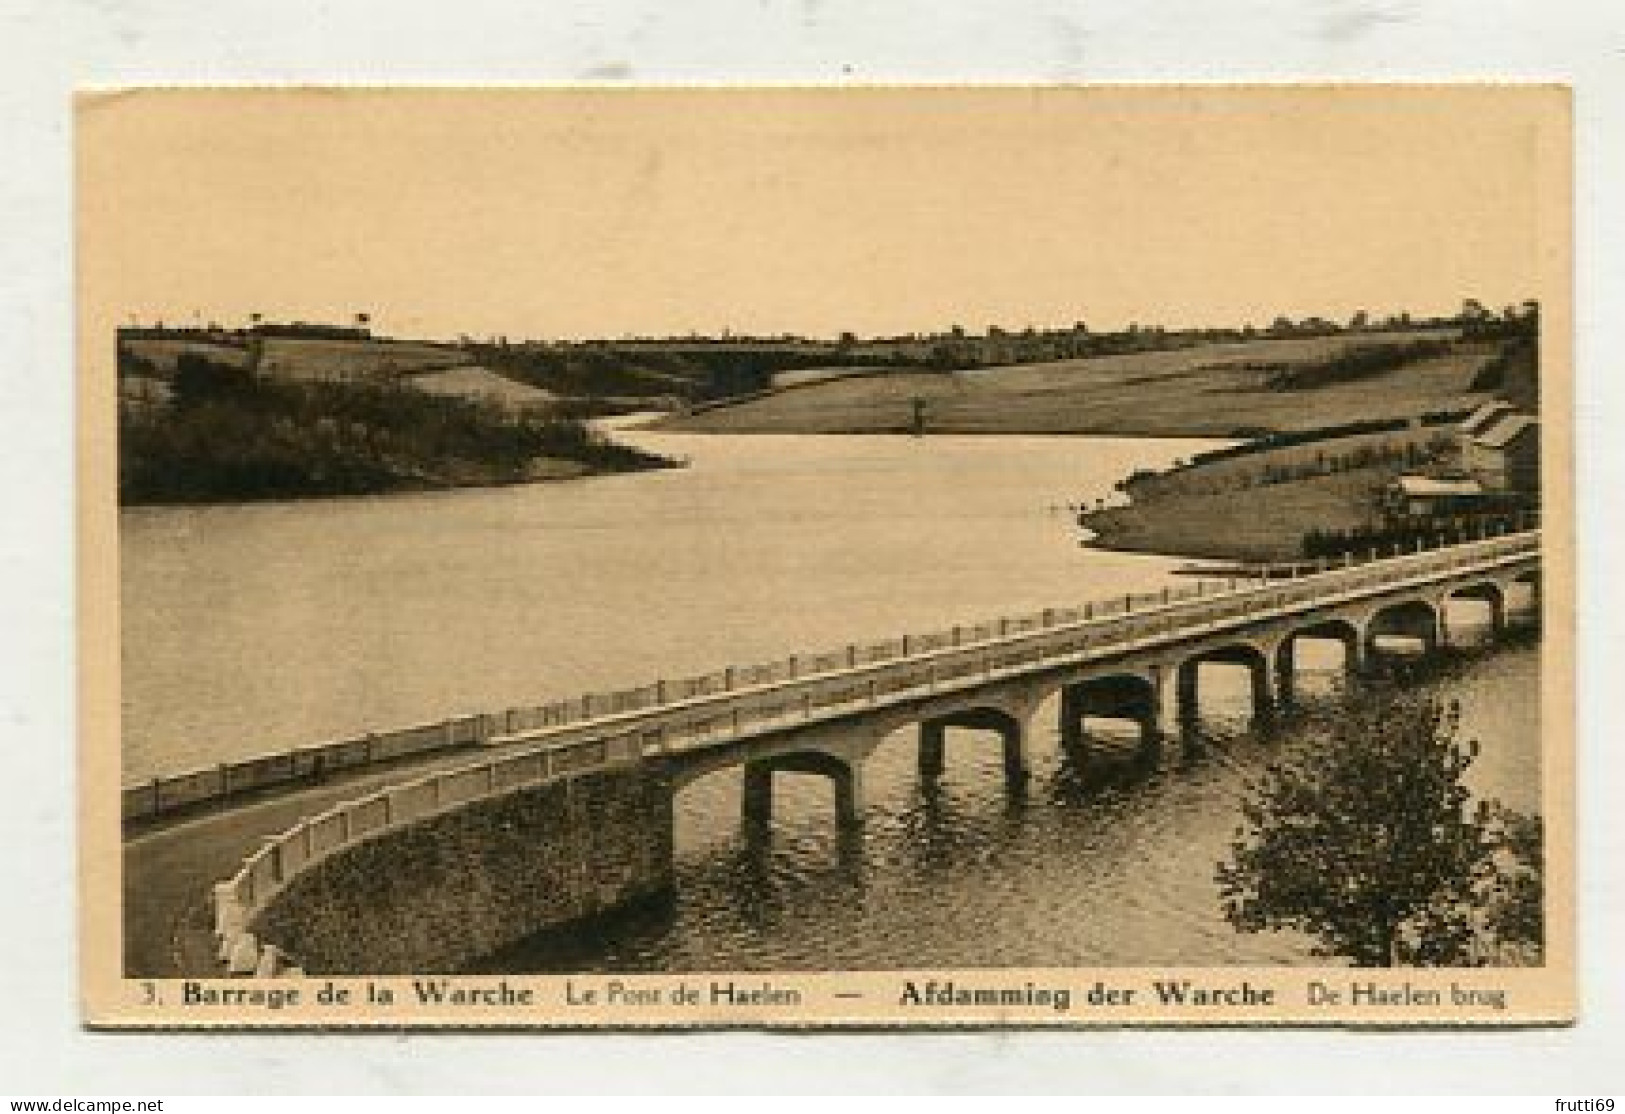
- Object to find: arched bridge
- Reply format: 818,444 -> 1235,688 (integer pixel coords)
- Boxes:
193,530 -> 1538,976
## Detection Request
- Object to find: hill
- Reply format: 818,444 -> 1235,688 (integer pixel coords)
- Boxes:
656,329 -> 1497,438
121,334 -> 471,382
118,352 -> 675,505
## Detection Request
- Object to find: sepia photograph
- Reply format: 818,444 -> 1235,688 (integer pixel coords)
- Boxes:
77,85 -> 1573,1027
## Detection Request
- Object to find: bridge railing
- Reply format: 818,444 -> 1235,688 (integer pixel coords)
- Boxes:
492,529 -> 1537,760
122,713 -> 490,822
130,522 -> 1538,822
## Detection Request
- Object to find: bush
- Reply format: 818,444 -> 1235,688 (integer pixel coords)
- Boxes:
1261,339 -> 1454,391
1217,686 -> 1542,966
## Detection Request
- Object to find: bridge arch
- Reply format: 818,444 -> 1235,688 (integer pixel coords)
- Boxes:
1274,618 -> 1364,704
1175,641 -> 1275,732
1364,598 -> 1441,660
1057,671 -> 1161,760
1440,580 -> 1507,644
742,749 -> 864,833
916,705 -> 1029,787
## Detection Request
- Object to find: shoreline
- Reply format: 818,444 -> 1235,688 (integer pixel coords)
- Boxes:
118,452 -> 682,510
643,419 -> 1241,443
1076,471 -> 1396,565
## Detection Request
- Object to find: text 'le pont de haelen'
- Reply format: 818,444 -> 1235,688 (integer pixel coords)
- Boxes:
177,978 -> 805,1011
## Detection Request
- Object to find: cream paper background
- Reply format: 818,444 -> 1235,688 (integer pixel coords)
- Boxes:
5,0 -> 1624,1094
75,83 -> 1574,1031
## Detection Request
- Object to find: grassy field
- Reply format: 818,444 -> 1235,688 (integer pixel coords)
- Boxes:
658,330 -> 1495,438
1083,466 -> 1405,563
257,337 -> 470,380
123,335 -> 472,382
405,365 -> 557,410
1110,425 -> 1454,504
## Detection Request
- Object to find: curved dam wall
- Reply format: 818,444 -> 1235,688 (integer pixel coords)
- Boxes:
250,764 -> 673,974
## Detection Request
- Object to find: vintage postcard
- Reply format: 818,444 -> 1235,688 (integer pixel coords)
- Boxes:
79,85 -> 1573,1028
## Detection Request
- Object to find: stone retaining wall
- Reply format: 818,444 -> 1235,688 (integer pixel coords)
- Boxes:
249,765 -> 673,974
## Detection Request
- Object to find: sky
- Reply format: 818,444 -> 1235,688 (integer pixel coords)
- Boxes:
78,86 -> 1564,341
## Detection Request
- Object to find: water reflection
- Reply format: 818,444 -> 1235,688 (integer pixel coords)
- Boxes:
121,431 -> 1219,778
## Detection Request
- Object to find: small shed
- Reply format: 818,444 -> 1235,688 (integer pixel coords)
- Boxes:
1464,414 -> 1540,493
1458,399 -> 1515,439
1387,474 -> 1486,518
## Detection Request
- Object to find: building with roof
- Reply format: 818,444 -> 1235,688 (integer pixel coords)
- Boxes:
1463,412 -> 1539,494
1386,474 -> 1486,518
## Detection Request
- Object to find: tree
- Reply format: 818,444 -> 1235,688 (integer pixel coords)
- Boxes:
1216,685 -> 1541,966
1459,298 -> 1494,338
1480,804 -> 1543,962
171,352 -> 257,408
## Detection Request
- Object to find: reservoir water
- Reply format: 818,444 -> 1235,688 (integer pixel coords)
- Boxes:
120,426 -> 1214,779
120,425 -> 1540,969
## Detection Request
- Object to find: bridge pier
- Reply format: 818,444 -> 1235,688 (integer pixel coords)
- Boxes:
1273,639 -> 1297,709
742,752 -> 864,833
1519,573 -> 1542,622
918,722 -> 946,778
1345,632 -> 1368,675
1174,661 -> 1200,737
917,709 -> 1028,788
742,762 -> 774,832
1058,685 -> 1085,760
1251,663 -> 1276,724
